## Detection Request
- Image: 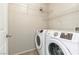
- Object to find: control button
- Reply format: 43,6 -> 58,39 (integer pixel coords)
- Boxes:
54,32 -> 58,36
40,30 -> 43,33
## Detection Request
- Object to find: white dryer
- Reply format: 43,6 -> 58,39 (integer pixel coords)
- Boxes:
46,30 -> 79,55
35,29 -> 47,55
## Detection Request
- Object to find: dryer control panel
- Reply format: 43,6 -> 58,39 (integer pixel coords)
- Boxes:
47,30 -> 74,40
60,33 -> 73,40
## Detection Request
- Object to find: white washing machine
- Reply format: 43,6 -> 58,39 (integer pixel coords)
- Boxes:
35,29 -> 47,55
46,30 -> 79,55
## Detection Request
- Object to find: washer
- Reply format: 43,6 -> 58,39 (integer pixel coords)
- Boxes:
46,30 -> 79,55
35,29 -> 47,55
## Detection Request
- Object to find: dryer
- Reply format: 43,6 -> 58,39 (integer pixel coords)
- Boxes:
35,29 -> 47,55
46,30 -> 79,55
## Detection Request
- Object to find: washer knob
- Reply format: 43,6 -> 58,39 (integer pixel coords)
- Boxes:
54,32 -> 58,36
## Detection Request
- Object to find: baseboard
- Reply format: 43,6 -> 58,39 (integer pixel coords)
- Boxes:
14,48 -> 37,55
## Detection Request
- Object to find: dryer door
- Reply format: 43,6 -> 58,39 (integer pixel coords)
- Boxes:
46,37 -> 71,55
35,34 -> 42,49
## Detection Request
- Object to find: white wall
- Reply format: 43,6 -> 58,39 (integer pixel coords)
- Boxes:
8,3 -> 48,54
48,3 -> 79,31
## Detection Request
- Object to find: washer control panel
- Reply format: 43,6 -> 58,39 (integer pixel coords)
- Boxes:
47,31 -> 73,40
60,33 -> 73,40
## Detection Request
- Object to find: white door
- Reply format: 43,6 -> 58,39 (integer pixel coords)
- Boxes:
0,4 -> 8,55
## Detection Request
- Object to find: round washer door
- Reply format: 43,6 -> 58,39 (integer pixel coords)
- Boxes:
48,43 -> 64,55
35,35 -> 42,49
47,38 -> 71,55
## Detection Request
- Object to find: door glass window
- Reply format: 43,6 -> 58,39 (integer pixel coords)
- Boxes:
49,43 -> 64,55
36,35 -> 40,46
